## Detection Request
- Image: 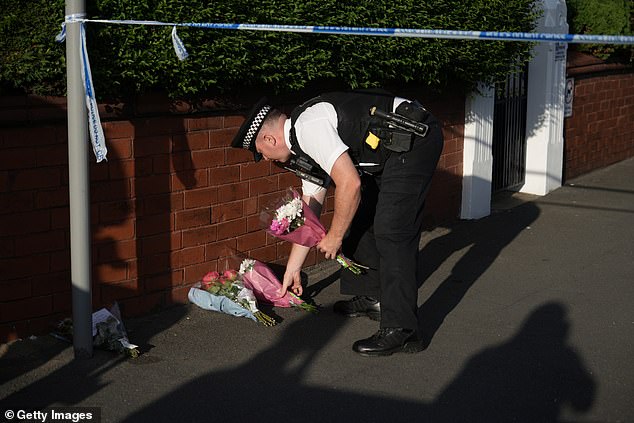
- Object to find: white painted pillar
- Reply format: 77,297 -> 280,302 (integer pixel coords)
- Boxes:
461,84 -> 495,219
521,0 -> 569,195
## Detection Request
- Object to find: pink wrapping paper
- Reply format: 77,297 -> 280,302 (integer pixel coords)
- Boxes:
241,260 -> 302,307
263,188 -> 366,275
267,200 -> 326,248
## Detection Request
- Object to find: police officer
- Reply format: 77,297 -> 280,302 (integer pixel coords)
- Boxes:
231,90 -> 443,356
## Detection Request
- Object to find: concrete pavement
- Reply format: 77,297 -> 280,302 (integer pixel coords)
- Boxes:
1,157 -> 633,423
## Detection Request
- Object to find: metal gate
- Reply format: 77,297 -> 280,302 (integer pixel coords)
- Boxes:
492,68 -> 528,192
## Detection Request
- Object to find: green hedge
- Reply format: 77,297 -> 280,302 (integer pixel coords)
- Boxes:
1,0 -> 540,99
567,0 -> 633,61
0,0 -> 67,95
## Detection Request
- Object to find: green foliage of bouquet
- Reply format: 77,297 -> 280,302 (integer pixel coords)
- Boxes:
201,270 -> 277,326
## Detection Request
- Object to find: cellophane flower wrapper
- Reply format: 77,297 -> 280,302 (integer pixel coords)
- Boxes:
262,188 -> 367,275
188,285 -> 257,321
261,188 -> 324,247
239,259 -> 318,313
52,303 -> 139,358
92,303 -> 139,358
189,269 -> 276,326
285,199 -> 326,248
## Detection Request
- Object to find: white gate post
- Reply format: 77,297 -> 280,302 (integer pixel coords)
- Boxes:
461,84 -> 495,219
521,0 -> 569,195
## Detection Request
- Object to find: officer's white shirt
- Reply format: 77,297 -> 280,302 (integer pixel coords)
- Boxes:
284,97 -> 407,197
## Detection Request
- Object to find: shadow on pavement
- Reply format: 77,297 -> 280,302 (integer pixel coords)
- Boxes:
0,279 -> 595,423
1,182 -> 600,423
118,301 -> 594,423
417,202 -> 541,348
431,302 -> 595,422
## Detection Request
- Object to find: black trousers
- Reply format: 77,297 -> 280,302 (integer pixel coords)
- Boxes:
340,117 -> 444,332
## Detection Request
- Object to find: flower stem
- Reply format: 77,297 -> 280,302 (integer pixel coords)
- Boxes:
126,347 -> 140,358
254,311 -> 277,327
289,293 -> 319,313
336,254 -> 368,275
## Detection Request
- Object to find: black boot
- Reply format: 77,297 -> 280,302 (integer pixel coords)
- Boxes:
333,296 -> 381,321
352,328 -> 424,356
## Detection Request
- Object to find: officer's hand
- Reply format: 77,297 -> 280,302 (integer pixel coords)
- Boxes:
280,268 -> 303,297
317,233 -> 342,260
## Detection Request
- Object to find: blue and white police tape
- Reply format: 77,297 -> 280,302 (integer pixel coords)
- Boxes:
58,16 -> 634,162
65,17 -> 634,45
57,21 -> 107,162
171,26 -> 189,61
80,23 -> 107,163
57,19 -> 187,162
55,13 -> 86,43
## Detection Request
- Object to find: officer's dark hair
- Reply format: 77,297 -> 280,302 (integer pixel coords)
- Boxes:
261,108 -> 283,131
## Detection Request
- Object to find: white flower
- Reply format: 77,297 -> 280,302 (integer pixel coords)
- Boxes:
237,287 -> 259,313
275,197 -> 303,222
239,258 -> 256,275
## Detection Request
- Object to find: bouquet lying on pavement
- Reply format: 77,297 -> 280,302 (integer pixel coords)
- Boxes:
93,303 -> 139,358
188,269 -> 276,326
239,258 -> 318,313
262,188 -> 368,275
50,302 -> 139,358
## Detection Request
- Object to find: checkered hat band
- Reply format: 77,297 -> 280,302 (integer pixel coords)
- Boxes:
243,105 -> 271,149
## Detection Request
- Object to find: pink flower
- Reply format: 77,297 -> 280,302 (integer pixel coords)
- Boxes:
270,217 -> 290,235
193,267 -> 277,326
203,271 -> 220,283
223,269 -> 238,281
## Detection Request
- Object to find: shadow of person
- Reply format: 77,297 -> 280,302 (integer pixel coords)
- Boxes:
430,302 -> 596,423
1,299 -> 596,423
119,311 -> 430,423
417,201 -> 541,348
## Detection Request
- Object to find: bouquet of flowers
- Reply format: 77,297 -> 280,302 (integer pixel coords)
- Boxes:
239,258 -> 318,313
50,302 -> 139,358
262,188 -> 367,274
188,269 -> 276,326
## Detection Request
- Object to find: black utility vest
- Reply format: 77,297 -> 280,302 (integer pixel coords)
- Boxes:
289,91 -> 395,184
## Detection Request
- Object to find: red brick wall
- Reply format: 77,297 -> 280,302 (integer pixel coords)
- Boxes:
0,93 -> 464,343
565,61 -> 634,180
